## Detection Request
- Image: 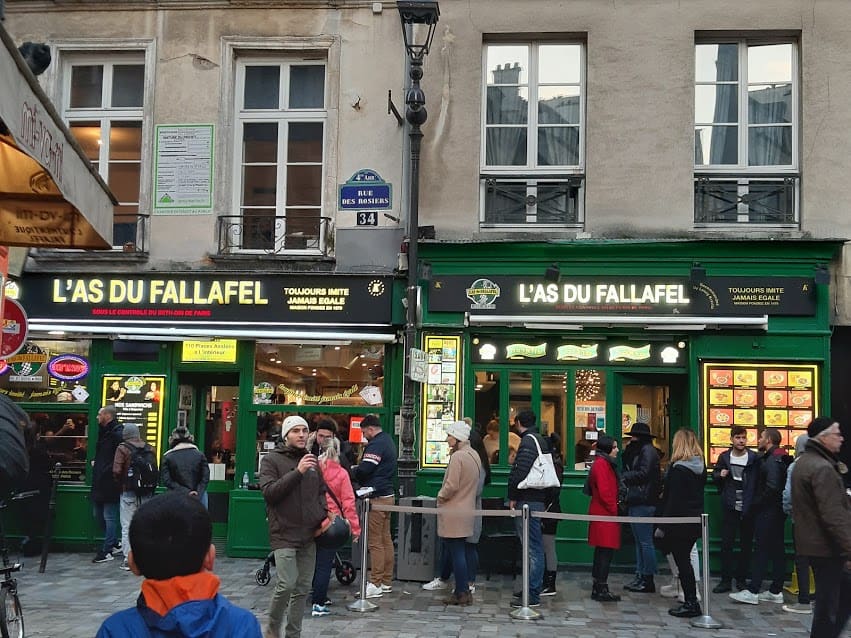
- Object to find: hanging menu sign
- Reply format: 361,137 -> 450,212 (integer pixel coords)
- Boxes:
702,362 -> 818,466
102,375 -> 166,458
420,335 -> 461,467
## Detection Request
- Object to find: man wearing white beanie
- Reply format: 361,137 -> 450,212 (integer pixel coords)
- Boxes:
436,421 -> 481,606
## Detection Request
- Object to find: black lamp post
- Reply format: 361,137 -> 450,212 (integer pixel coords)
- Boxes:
397,0 -> 439,497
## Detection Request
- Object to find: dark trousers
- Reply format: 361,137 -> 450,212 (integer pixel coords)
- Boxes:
591,547 -> 615,584
670,534 -> 701,603
747,508 -> 786,595
311,545 -> 336,605
719,507 -> 754,584
809,557 -> 851,638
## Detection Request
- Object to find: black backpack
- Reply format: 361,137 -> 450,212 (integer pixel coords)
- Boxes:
123,443 -> 158,496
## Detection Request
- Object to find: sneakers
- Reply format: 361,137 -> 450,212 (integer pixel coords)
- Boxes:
758,591 -> 784,604
119,559 -> 130,571
111,545 -> 123,556
364,583 -> 383,599
729,589 -> 759,605
311,604 -> 330,617
380,584 -> 393,593
782,602 -> 812,614
422,577 -> 449,591
712,581 -> 732,594
660,582 -> 681,598
92,552 -> 114,563
468,583 -> 476,594
510,596 -> 540,608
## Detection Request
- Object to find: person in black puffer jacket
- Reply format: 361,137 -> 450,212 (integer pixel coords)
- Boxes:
161,426 -> 210,508
621,422 -> 662,593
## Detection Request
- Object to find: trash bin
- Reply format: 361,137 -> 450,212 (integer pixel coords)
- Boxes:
395,496 -> 440,582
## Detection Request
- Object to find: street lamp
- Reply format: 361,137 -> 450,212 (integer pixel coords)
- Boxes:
397,0 -> 439,497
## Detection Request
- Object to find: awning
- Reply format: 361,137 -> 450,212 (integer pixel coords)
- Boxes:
0,24 -> 114,249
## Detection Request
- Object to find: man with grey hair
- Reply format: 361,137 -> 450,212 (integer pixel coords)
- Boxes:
113,423 -> 157,571
792,416 -> 851,637
91,404 -> 123,563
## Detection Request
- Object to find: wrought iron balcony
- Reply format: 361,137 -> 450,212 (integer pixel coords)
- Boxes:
113,212 -> 150,253
480,174 -> 583,227
694,174 -> 799,226
216,213 -> 331,256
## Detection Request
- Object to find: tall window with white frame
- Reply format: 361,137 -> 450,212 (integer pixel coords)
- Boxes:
694,40 -> 798,225
480,41 -> 584,228
231,59 -> 326,254
64,56 -> 145,248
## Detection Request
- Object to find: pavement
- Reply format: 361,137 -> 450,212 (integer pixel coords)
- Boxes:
16,551 -> 821,638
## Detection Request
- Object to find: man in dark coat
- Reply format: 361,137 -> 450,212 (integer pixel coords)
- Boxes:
791,416 -> 851,637
0,394 -> 29,495
621,422 -> 661,593
91,405 -> 123,563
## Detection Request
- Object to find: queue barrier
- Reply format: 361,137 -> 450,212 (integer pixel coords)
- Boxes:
349,498 -> 722,628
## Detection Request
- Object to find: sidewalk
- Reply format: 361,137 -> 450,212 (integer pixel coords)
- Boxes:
18,552 -> 813,637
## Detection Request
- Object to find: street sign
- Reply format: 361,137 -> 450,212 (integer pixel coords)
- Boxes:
409,347 -> 427,383
339,169 -> 392,210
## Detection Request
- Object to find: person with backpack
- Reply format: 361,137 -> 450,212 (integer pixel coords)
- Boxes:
161,426 -> 210,508
113,423 -> 158,571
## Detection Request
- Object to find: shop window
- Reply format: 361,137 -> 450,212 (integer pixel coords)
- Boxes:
253,342 -> 384,407
30,412 -> 89,483
474,371 -> 505,464
0,340 -> 91,404
573,369 -> 606,470
540,372 -> 566,461
203,386 -> 239,481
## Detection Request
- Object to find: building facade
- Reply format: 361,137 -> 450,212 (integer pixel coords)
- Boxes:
3,0 -> 851,562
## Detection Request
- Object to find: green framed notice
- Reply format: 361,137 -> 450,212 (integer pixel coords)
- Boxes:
153,124 -> 214,215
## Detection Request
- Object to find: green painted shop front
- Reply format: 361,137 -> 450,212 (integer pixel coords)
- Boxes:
413,240 -> 837,568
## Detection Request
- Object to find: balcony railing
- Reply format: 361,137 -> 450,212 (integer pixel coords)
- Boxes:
216,213 -> 331,256
694,174 -> 799,226
480,174 -> 583,227
113,212 -> 150,253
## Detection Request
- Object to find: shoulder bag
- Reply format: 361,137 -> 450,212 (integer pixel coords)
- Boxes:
517,434 -> 561,489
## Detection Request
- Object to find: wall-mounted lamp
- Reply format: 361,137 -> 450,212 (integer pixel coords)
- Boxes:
814,264 -> 831,285
544,263 -> 561,283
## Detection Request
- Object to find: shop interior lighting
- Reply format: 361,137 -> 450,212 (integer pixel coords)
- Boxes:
470,314 -> 768,331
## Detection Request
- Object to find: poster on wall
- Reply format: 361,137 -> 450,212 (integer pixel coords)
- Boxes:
702,362 -> 818,465
420,335 -> 462,467
102,375 -> 166,458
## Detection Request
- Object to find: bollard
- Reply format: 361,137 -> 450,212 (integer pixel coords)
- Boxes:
690,513 -> 722,629
348,497 -> 377,612
509,504 -> 540,620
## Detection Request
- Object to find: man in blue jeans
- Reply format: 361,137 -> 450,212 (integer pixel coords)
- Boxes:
621,422 -> 662,593
507,409 -> 549,607
91,405 -> 123,563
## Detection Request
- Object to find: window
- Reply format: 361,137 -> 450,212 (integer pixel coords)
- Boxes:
694,40 -> 798,225
229,59 -> 328,254
63,55 -> 147,248
480,42 -> 584,228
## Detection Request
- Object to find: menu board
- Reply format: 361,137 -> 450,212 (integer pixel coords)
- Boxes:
420,335 -> 461,467
702,362 -> 818,464
102,375 -> 166,458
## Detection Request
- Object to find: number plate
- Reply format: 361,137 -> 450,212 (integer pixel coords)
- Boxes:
356,212 -> 378,226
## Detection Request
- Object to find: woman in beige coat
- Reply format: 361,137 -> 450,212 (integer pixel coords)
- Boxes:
437,421 -> 482,606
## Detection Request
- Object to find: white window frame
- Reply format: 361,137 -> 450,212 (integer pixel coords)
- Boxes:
221,36 -> 339,257
48,40 -> 155,250
479,40 -> 585,229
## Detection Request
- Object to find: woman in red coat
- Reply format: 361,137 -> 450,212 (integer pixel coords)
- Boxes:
587,435 -> 622,602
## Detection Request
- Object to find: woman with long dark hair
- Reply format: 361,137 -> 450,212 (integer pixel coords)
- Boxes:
587,435 -> 621,602
542,432 -> 564,596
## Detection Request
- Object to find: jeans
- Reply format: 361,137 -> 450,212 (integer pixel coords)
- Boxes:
119,492 -> 152,557
513,500 -> 545,601
367,496 -> 394,586
439,540 -> 478,584
311,545 -> 336,605
268,544 -> 316,638
444,538 -> 469,595
92,500 -> 119,555
810,556 -> 851,638
747,508 -> 786,595
628,504 -> 657,576
719,507 -> 754,584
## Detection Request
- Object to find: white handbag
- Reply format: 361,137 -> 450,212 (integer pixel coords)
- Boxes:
517,434 -> 561,489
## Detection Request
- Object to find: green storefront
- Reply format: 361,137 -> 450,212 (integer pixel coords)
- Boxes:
4,272 -> 404,556
413,239 -> 837,566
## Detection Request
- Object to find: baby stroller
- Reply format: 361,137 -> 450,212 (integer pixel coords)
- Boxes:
254,550 -> 357,586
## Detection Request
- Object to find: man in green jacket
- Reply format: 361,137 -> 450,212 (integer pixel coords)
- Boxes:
259,416 -> 327,638
791,416 -> 851,638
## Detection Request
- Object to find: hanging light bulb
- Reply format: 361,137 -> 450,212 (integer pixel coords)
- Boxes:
575,369 -> 601,401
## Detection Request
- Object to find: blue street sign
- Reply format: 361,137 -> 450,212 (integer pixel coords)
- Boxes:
339,169 -> 393,210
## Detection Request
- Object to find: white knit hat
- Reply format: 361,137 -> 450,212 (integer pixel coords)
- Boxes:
281,415 -> 308,439
445,421 -> 471,442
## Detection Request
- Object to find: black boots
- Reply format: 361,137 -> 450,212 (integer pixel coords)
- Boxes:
668,600 -> 702,618
624,575 -> 655,593
541,570 -> 557,596
591,582 -> 621,602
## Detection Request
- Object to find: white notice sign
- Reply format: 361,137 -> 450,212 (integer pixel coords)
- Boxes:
154,125 -> 214,215
409,347 -> 428,383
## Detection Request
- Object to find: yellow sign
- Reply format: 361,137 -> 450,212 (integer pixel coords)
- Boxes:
181,339 -> 237,363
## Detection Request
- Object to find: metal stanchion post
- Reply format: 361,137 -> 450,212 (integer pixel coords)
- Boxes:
690,513 -> 722,629
348,497 -> 377,612
509,504 -> 540,620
